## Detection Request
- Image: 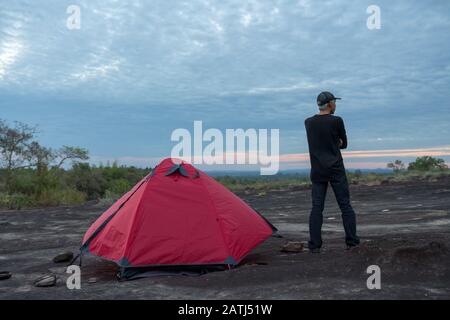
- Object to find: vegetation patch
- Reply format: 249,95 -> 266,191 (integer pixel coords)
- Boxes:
1,119 -> 448,208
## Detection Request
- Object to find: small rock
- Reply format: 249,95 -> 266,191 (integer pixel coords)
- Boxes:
88,277 -> 97,284
34,274 -> 57,287
280,241 -> 304,253
53,251 -> 74,263
382,209 -> 389,212
327,217 -> 336,220
0,271 -> 12,281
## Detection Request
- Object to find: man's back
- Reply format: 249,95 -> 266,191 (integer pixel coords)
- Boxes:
305,92 -> 360,251
304,114 -> 347,181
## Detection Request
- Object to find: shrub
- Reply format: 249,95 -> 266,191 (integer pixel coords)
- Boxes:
35,188 -> 86,207
5,169 -> 37,195
70,163 -> 107,200
0,193 -> 35,210
387,160 -> 406,172
408,156 -> 448,171
105,178 -> 131,198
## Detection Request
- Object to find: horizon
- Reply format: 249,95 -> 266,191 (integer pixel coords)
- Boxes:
83,155 -> 449,172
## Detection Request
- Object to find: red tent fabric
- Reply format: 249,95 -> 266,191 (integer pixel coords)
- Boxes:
80,158 -> 276,275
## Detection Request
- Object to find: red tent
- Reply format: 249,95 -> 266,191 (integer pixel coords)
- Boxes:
80,158 -> 277,279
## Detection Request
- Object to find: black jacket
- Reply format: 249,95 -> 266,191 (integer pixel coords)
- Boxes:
304,114 -> 347,182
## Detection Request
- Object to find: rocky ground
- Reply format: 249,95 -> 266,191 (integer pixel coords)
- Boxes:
1,175 -> 449,299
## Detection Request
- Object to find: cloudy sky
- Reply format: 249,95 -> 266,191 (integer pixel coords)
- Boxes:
1,0 -> 449,170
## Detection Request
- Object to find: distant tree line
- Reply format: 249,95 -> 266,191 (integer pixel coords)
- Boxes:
387,157 -> 448,172
0,119 -> 149,209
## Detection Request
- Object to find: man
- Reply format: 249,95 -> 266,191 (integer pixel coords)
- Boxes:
304,91 -> 360,253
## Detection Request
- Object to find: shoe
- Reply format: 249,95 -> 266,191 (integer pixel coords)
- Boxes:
309,248 -> 321,254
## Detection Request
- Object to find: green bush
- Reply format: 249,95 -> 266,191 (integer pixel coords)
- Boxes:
0,163 -> 149,209
0,193 -> 35,210
105,178 -> 131,198
70,163 -> 107,200
408,156 -> 448,171
5,169 -> 37,195
35,188 -> 86,207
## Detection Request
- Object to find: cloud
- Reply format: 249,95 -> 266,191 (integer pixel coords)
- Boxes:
0,11 -> 25,80
279,146 -> 450,163
71,58 -> 121,82
0,38 -> 23,79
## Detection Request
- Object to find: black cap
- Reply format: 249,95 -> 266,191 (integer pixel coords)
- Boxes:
317,91 -> 341,107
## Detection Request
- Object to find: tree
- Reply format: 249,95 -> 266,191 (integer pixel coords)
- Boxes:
0,120 -> 38,190
54,146 -> 89,169
387,160 -> 405,172
408,156 -> 448,171
0,120 -> 89,171
25,142 -> 55,170
0,119 -> 90,194
0,120 -> 38,172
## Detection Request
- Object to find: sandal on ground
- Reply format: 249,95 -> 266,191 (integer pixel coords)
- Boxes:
0,271 -> 12,281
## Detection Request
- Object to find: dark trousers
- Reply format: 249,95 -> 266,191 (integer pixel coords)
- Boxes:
308,174 -> 360,249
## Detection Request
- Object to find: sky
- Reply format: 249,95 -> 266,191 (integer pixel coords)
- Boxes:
1,0 -> 449,170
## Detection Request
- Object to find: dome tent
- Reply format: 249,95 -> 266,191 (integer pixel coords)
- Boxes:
78,158 -> 277,280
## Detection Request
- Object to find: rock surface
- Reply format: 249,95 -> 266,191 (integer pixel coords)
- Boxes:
1,176 -> 450,299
